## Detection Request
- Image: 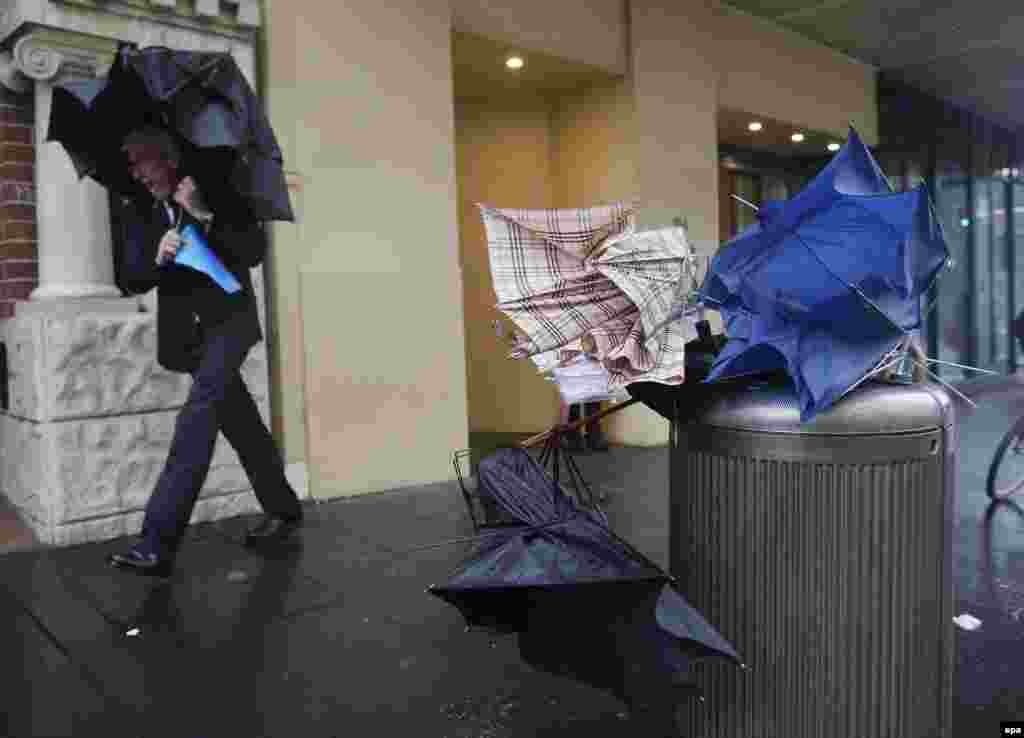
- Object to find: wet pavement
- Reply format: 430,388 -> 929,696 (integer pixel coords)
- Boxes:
1,379 -> 1023,736
948,377 -> 1024,736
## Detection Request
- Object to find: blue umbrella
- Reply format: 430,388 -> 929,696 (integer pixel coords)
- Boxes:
699,128 -> 949,421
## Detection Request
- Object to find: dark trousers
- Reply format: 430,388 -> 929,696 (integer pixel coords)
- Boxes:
142,313 -> 302,558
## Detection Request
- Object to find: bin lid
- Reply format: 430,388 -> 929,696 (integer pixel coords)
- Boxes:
695,380 -> 954,435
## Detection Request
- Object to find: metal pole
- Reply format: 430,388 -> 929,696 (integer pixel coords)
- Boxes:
927,136 -> 941,363
967,117 -> 978,370
519,398 -> 640,448
1009,173 -> 1017,371
989,178 -> 998,367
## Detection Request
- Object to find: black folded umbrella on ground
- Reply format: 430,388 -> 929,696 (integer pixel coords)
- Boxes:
48,43 -> 293,223
429,447 -> 741,712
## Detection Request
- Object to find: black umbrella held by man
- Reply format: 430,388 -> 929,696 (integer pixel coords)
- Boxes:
47,44 -> 302,578
49,43 -> 294,222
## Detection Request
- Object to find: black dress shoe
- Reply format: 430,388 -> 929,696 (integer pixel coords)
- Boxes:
108,549 -> 174,578
244,514 -> 303,547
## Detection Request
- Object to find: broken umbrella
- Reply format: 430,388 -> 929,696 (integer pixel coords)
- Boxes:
429,447 -> 742,712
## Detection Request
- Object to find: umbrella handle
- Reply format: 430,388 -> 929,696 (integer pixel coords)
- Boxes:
519,398 -> 640,449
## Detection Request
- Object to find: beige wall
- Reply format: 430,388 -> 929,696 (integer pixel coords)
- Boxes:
263,0 -> 468,498
456,79 -> 641,435
259,0 -> 881,495
551,79 -> 638,209
451,0 -> 628,75
604,0 -> 876,446
612,0 -> 721,446
261,4 -> 306,466
549,79 -> 649,443
455,94 -> 561,433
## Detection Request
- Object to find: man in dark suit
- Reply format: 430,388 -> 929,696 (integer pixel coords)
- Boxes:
108,127 -> 303,578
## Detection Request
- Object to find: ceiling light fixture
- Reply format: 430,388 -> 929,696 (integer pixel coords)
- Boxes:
505,56 -> 524,70
791,132 -> 805,143
748,121 -> 763,132
827,142 -> 841,152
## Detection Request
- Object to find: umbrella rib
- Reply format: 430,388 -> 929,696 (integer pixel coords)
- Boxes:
162,55 -> 229,101
921,357 -> 999,375
910,358 -> 977,407
792,230 -> 907,334
838,342 -> 906,399
731,193 -> 759,212
844,195 -> 951,316
723,194 -> 937,334
921,255 -> 956,320
407,512 -> 583,553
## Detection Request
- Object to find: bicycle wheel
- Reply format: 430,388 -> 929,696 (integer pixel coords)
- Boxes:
986,415 -> 1024,500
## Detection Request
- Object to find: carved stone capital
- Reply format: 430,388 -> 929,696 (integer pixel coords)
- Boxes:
12,28 -> 119,82
50,0 -> 262,29
0,50 -> 32,93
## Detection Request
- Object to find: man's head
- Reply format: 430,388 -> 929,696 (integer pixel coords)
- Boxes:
122,127 -> 181,200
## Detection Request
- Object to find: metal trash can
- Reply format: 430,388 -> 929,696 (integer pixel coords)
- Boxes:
672,381 -> 956,738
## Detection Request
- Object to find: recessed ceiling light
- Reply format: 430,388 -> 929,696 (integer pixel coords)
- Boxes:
748,121 -> 763,132
505,56 -> 524,70
827,142 -> 841,152
791,132 -> 805,143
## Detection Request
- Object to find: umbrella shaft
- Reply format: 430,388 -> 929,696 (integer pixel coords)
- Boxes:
520,399 -> 639,448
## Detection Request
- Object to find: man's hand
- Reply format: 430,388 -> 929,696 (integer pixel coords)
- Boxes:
156,229 -> 182,266
173,176 -> 213,222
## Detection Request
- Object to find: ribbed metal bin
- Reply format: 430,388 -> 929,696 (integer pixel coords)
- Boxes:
671,381 -> 956,738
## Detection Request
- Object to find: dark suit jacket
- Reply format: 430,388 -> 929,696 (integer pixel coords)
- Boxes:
115,197 -> 265,373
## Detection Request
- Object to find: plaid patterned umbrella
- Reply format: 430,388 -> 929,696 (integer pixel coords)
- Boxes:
480,203 -> 699,387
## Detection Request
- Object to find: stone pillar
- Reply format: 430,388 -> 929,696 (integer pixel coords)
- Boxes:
0,25 -> 267,545
9,31 -> 124,307
0,6 -> 281,546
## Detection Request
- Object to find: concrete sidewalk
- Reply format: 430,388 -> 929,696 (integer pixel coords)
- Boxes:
1,379 -> 1023,736
0,444 -> 675,738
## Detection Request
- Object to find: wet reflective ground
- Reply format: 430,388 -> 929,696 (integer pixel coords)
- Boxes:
948,377 -> 1024,735
1,380 -> 1022,736
0,445 -> 672,738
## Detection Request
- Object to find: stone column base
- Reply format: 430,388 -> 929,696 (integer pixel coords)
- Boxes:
0,296 -> 272,547
0,411 -> 263,547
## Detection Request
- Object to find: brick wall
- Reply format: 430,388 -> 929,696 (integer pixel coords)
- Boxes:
0,86 -> 36,320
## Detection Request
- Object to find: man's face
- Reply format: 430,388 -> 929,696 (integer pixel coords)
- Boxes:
124,143 -> 178,200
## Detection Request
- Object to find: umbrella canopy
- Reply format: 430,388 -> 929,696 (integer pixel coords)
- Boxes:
625,319 -> 729,421
429,448 -> 740,708
481,203 -> 700,387
529,338 -> 630,405
48,43 -> 293,222
699,128 -> 949,421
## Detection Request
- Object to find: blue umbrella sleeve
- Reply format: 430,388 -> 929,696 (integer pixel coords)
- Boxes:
172,223 -> 242,293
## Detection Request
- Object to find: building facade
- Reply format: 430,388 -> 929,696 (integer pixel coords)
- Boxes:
0,0 -> 884,544
876,76 -> 1024,379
